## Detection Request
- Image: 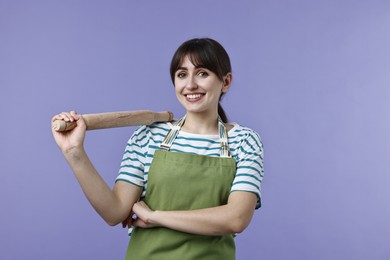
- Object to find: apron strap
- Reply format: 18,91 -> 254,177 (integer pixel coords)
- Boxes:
218,118 -> 231,158
160,115 -> 231,158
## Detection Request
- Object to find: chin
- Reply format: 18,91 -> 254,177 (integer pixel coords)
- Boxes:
184,108 -> 204,113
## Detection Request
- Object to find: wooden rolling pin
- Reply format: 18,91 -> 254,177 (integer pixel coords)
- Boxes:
52,110 -> 174,132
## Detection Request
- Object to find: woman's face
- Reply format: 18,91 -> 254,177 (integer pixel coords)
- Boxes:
174,56 -> 229,115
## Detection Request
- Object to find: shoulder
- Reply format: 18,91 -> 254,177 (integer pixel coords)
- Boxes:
228,123 -> 264,156
147,121 -> 172,132
124,122 -> 173,156
131,122 -> 171,139
229,123 -> 263,143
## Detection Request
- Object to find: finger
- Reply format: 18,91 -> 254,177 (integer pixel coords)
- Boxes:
122,219 -> 129,228
52,114 -> 65,122
132,219 -> 143,227
64,111 -> 79,122
122,211 -> 135,228
134,219 -> 152,229
53,111 -> 80,123
127,217 -> 133,228
58,112 -> 73,122
70,110 -> 81,120
137,201 -> 146,206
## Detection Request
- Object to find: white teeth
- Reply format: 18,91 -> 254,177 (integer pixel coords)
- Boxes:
187,94 -> 202,99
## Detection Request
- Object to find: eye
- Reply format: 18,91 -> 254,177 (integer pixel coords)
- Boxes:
176,72 -> 186,78
198,71 -> 209,77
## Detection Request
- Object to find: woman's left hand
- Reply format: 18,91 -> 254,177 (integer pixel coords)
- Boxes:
132,201 -> 159,228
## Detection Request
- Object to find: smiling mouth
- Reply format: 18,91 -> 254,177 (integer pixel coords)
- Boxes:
185,93 -> 205,102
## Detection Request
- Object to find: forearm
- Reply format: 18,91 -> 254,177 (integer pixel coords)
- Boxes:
138,192 -> 257,236
152,205 -> 242,236
64,147 -> 131,225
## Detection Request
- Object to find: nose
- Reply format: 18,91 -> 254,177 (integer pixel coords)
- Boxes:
185,75 -> 198,90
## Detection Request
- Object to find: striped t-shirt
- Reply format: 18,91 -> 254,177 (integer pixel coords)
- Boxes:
116,121 -> 264,208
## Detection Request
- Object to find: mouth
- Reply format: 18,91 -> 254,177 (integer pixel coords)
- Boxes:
185,93 -> 205,102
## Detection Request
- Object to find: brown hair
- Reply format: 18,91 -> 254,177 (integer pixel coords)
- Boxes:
170,38 -> 231,123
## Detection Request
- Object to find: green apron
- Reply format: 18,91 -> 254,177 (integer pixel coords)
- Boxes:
125,117 -> 237,260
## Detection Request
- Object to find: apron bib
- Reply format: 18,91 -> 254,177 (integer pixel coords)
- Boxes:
126,117 -> 237,260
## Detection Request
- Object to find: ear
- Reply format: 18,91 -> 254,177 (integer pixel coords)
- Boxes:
221,73 -> 232,93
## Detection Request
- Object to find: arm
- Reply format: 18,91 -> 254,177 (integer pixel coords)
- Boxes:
132,191 -> 257,236
52,111 -> 142,226
131,129 -> 264,235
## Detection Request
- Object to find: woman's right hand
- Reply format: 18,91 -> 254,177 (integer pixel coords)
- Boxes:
51,111 -> 87,154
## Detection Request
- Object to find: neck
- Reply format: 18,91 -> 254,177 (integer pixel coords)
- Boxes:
181,111 -> 219,135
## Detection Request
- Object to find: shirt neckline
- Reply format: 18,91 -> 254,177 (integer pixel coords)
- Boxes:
167,122 -> 239,138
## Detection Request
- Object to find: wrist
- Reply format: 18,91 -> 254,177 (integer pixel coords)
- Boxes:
149,210 -> 162,226
63,145 -> 86,160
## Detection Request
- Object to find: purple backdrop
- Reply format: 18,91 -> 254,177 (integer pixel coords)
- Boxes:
1,0 -> 389,259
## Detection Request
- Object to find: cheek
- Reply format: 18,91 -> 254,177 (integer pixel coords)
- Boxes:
174,82 -> 184,94
174,87 -> 184,100
174,85 -> 180,95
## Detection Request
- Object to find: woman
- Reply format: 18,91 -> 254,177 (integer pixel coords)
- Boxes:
52,38 -> 264,260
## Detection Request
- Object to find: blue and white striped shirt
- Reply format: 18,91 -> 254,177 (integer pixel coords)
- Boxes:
116,121 -> 264,208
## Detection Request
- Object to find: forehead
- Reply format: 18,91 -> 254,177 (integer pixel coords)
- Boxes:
178,55 -> 205,69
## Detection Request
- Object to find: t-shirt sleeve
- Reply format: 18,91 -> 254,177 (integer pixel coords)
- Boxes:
231,129 -> 264,209
115,126 -> 149,187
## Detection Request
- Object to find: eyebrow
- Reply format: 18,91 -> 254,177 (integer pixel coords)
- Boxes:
176,65 -> 206,71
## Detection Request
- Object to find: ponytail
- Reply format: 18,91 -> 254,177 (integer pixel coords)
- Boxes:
218,103 -> 228,123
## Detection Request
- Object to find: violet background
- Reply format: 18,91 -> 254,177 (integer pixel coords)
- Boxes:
1,0 -> 389,259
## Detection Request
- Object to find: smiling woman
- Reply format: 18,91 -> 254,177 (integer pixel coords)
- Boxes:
170,38 -> 232,124
173,56 -> 231,130
51,38 -> 264,260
